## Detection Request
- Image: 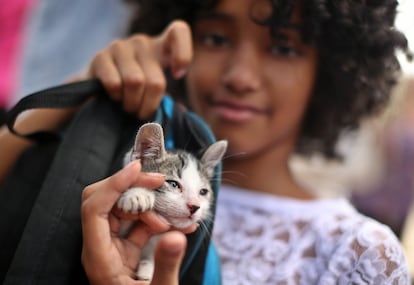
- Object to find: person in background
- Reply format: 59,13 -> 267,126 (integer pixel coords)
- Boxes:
14,0 -> 133,104
0,0 -> 36,124
351,76 -> 414,237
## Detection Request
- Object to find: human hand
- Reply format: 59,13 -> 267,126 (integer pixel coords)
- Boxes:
86,20 -> 193,119
81,161 -> 194,285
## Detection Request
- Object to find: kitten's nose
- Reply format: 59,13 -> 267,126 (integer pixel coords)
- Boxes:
188,204 -> 200,215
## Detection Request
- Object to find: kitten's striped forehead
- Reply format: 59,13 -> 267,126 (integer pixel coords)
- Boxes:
158,151 -> 195,177
158,151 -> 210,186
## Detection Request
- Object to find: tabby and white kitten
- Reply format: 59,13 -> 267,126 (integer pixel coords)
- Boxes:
117,122 -> 227,281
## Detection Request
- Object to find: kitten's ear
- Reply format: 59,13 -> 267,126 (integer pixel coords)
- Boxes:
201,140 -> 228,178
132,123 -> 166,162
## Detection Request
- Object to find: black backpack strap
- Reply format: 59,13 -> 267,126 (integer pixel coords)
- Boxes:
3,81 -> 127,285
1,80 -> 105,284
0,141 -> 59,283
6,79 -> 105,142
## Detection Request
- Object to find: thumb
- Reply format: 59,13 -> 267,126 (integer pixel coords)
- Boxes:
150,231 -> 187,285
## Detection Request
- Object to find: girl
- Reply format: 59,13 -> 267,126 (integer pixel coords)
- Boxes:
83,0 -> 412,283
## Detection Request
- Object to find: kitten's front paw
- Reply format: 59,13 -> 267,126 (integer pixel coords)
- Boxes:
117,187 -> 155,213
136,260 -> 154,281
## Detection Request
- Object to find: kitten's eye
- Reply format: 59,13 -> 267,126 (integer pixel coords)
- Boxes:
166,180 -> 182,191
199,188 -> 209,196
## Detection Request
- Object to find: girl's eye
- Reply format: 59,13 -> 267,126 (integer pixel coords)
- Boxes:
199,188 -> 209,196
202,33 -> 230,47
270,43 -> 300,57
166,180 -> 181,190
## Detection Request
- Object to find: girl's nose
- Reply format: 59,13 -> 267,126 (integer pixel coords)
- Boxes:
222,43 -> 261,94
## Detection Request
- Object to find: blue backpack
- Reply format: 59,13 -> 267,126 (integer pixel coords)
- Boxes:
0,80 -> 221,285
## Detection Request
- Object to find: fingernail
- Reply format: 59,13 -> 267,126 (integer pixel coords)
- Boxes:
164,242 -> 184,256
125,160 -> 139,169
146,172 -> 166,178
173,67 -> 187,79
163,233 -> 186,256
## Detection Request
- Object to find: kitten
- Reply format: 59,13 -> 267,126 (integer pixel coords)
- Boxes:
117,122 -> 227,281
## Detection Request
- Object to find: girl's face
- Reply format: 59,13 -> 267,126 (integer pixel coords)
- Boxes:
186,0 -> 318,160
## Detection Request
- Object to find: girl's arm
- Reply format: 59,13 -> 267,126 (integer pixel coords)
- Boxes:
0,108 -> 77,185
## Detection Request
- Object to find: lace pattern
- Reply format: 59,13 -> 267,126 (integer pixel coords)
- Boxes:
212,186 -> 411,285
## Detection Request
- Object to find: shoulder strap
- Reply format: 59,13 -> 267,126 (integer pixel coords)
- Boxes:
4,94 -> 126,285
6,79 -> 105,142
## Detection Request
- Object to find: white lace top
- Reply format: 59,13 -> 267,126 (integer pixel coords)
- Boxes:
212,185 -> 411,284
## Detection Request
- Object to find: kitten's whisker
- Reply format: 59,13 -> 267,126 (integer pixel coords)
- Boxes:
211,170 -> 248,181
183,138 -> 191,151
209,169 -> 248,187
220,178 -> 241,185
221,170 -> 248,178
222,152 -> 247,160
198,219 -> 212,240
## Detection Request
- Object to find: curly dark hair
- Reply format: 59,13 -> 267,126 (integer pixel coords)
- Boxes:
126,0 -> 412,158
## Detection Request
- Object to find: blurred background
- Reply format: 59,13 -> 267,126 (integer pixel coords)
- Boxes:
396,0 -> 414,75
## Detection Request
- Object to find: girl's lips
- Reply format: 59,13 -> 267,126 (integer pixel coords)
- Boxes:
211,101 -> 267,123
